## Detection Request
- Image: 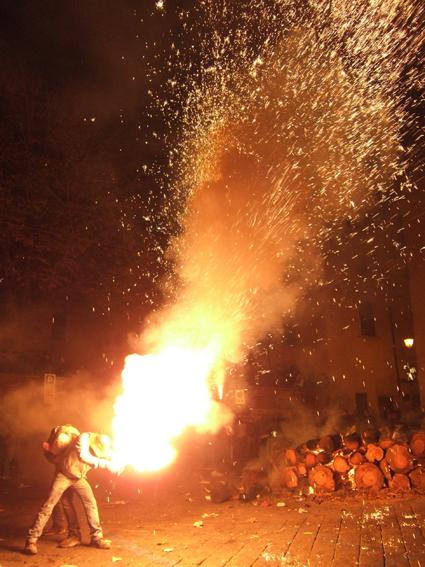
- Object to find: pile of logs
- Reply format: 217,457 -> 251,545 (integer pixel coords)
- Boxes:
280,429 -> 425,493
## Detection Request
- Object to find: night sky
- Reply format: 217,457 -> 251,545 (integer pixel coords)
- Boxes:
0,1 -> 187,314
0,0 -> 424,376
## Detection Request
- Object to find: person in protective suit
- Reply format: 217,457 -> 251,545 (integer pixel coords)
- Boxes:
25,430 -> 122,555
42,425 -> 82,546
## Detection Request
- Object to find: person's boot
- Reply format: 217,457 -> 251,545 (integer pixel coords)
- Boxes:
24,538 -> 38,555
44,526 -> 67,537
90,537 -> 111,549
58,535 -> 81,548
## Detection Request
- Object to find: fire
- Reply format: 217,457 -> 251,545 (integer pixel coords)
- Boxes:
112,345 -> 231,472
217,382 -> 224,400
348,467 -> 355,488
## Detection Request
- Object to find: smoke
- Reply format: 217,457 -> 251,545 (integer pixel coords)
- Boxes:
0,375 -> 117,438
142,143 -> 303,364
138,1 -> 418,380
0,372 -> 118,481
276,399 -> 347,449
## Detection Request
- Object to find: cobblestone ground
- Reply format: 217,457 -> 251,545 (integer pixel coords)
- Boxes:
1,474 -> 424,567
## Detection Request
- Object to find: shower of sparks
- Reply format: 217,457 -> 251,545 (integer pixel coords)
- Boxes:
158,0 -> 424,359
112,0 -> 424,470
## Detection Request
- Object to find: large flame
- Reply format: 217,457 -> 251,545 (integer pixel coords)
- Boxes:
112,344 -> 231,472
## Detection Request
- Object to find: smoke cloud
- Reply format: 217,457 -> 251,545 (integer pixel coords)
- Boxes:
139,9 -> 410,382
0,372 -> 118,482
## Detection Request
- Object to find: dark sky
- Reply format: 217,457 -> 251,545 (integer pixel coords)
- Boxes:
0,0 -> 193,178
0,2 -> 195,316
0,1 -> 207,373
0,1 -> 167,95
0,0 -> 424,376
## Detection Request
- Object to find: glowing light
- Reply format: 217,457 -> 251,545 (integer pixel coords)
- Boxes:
217,382 -> 224,400
113,346 -> 231,472
403,338 -> 414,348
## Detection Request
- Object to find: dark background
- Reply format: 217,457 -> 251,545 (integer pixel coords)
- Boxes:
0,1 -> 196,374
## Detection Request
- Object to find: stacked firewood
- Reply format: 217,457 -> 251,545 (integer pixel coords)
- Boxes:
280,429 -> 425,493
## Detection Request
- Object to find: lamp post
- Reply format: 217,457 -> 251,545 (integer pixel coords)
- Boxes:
388,306 -> 401,388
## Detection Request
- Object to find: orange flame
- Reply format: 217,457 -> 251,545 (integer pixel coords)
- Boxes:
112,345 -> 231,472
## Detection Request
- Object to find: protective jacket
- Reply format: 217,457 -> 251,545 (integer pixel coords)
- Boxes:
58,433 -> 112,480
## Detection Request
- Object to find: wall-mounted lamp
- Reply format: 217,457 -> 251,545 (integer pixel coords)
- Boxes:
403,337 -> 414,349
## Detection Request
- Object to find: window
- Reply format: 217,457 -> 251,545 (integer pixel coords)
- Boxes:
355,392 -> 368,415
358,301 -> 376,337
378,395 -> 393,418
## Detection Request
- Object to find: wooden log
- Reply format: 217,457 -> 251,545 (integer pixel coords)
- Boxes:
349,451 -> 365,466
285,448 -> 298,466
385,444 -> 413,474
344,433 -> 361,451
379,458 -> 392,482
409,467 -> 425,492
389,473 -> 411,492
365,443 -> 384,463
304,452 -> 317,469
318,435 -> 334,453
297,462 -> 307,477
354,463 -> 384,491
317,451 -> 332,465
410,431 -> 425,459
392,427 -> 409,444
378,427 -> 393,449
329,434 -> 342,451
306,438 -> 319,450
379,436 -> 394,450
282,466 -> 299,489
308,464 -> 335,492
333,455 -> 350,474
331,434 -> 343,450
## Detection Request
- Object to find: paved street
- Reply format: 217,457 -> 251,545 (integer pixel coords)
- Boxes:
1,472 -> 424,567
